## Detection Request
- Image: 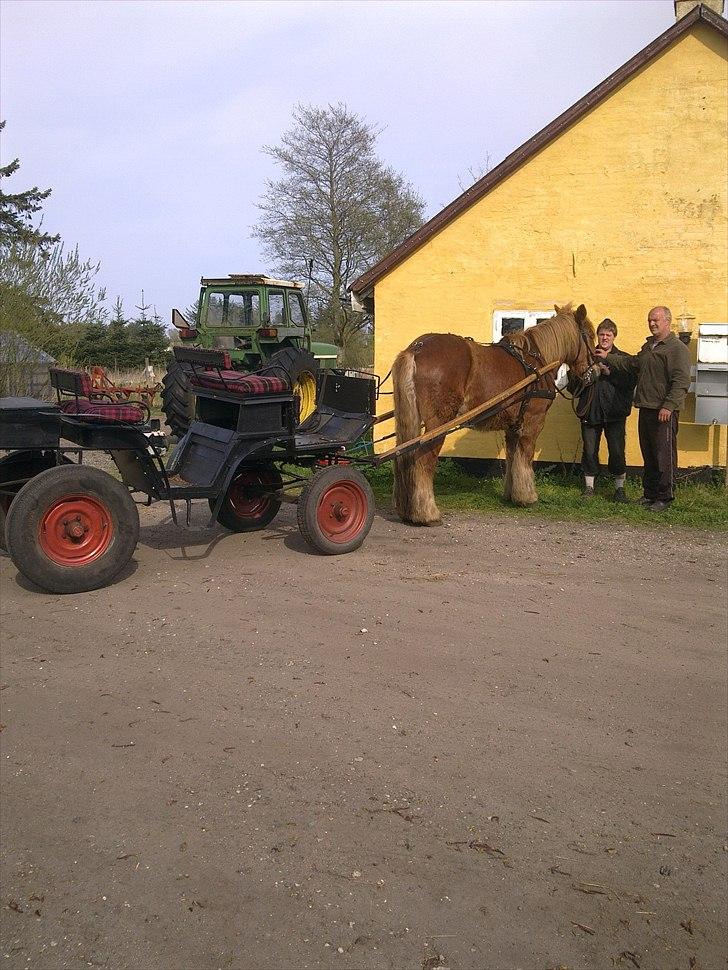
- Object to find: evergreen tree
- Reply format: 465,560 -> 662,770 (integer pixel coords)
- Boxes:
105,297 -> 131,369
0,121 -> 60,250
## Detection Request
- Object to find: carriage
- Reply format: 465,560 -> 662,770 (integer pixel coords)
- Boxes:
0,306 -> 596,594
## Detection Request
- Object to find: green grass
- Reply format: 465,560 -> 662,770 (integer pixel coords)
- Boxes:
362,459 -> 728,531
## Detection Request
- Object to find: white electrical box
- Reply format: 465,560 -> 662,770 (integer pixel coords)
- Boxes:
694,323 -> 728,425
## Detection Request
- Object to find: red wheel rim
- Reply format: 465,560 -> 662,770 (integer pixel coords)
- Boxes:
316,481 -> 367,543
39,494 -> 114,566
227,471 -> 276,520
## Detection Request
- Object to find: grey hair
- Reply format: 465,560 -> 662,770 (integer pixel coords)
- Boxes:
650,306 -> 672,323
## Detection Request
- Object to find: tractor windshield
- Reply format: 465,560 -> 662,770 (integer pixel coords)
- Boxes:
204,290 -> 260,327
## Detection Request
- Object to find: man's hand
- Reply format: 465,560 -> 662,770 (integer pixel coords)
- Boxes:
594,347 -> 608,359
658,407 -> 672,422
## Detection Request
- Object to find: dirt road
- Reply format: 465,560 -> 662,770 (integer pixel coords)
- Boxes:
1,504 -> 726,970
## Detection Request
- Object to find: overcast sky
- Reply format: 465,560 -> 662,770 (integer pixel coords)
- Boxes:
1,0 -> 674,321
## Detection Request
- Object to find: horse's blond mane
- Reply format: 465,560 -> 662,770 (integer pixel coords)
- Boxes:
507,304 -> 594,365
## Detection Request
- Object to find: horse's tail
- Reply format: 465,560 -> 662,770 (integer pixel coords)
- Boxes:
392,348 -> 422,522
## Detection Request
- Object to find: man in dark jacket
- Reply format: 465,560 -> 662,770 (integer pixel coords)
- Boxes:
573,319 -> 636,502
597,306 -> 691,511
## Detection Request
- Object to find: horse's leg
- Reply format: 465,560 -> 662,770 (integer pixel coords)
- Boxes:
509,412 -> 545,506
405,435 -> 446,525
503,428 -> 518,502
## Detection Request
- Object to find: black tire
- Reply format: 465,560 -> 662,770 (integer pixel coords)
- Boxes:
260,346 -> 318,383
260,347 -> 319,424
297,466 -> 374,555
0,450 -> 73,552
161,358 -> 194,438
4,465 -> 140,594
211,464 -> 283,533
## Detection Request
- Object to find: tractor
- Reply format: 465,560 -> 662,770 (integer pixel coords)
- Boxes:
162,274 -> 339,437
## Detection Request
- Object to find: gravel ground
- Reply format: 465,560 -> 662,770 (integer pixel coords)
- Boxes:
1,503 -> 726,970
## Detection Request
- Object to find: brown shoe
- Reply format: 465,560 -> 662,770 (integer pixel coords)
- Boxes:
581,486 -> 595,499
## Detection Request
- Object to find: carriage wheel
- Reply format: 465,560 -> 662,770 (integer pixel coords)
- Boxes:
297,466 -> 374,555
4,465 -> 139,594
0,450 -> 73,552
211,465 -> 283,533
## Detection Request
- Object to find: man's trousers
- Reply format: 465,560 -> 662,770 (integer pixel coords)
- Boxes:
637,408 -> 679,503
580,419 -> 627,478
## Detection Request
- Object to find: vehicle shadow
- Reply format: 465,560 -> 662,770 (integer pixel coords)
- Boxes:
11,557 -> 139,594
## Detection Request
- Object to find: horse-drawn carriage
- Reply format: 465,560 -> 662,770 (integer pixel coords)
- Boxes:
0,306 -> 598,594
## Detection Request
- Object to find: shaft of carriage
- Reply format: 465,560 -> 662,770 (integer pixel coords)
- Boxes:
370,359 -> 560,465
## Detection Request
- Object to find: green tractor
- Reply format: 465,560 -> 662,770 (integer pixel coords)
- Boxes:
163,274 -> 339,437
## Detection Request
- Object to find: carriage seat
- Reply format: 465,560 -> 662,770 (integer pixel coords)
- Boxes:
174,348 -> 290,397
49,367 -> 147,423
188,369 -> 289,397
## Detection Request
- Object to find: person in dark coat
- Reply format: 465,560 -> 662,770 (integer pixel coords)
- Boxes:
597,306 -> 691,511
572,318 -> 636,502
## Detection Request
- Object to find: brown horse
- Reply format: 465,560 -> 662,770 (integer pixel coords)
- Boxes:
392,303 -> 597,524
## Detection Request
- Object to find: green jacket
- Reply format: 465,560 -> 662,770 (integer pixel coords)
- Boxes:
606,332 -> 691,413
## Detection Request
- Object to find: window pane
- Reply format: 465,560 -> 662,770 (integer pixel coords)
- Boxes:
227,294 -> 246,327
269,292 -> 285,326
289,292 -> 305,327
207,294 -> 224,326
225,293 -> 260,327
501,317 -> 525,336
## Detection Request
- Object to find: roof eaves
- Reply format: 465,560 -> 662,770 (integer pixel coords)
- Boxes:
351,3 -> 727,296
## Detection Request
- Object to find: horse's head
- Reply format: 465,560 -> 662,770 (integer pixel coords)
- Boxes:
555,303 -> 597,379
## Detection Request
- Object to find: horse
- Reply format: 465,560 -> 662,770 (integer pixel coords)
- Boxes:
391,303 -> 597,525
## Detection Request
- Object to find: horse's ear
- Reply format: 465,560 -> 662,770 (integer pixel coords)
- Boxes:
554,304 -> 562,314
575,304 -> 587,325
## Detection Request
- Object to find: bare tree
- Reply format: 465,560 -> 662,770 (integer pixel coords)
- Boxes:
456,152 -> 493,192
253,103 -> 425,357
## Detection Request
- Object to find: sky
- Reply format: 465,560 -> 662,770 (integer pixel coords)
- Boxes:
1,0 -> 675,323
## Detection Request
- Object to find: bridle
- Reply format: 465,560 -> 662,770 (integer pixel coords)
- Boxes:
557,325 -> 600,418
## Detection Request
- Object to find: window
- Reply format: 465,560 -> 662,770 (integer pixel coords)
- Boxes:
205,291 -> 259,327
269,291 -> 285,326
288,292 -> 305,327
227,293 -> 260,327
492,308 -> 568,387
206,294 -> 225,327
492,309 -> 555,341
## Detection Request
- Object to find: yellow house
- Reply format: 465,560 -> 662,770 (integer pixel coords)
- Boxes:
352,2 -> 728,470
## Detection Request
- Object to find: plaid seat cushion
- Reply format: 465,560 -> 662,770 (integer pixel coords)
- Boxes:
60,399 -> 146,423
190,370 -> 289,396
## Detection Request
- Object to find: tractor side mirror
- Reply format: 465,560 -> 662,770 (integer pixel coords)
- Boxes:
172,308 -> 190,330
171,308 -> 198,339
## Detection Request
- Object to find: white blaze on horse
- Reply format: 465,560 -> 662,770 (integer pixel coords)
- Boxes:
391,303 -> 598,525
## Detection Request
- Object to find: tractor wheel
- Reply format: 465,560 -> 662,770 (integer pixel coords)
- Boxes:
262,348 -> 319,424
161,357 -> 194,438
211,464 -> 283,533
0,450 -> 73,551
4,465 -> 140,594
297,466 -> 374,555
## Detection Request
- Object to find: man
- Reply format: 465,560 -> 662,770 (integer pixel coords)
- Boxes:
596,306 -> 691,511
572,318 -> 635,502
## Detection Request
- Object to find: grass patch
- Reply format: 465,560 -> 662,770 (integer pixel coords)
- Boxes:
362,459 -> 728,531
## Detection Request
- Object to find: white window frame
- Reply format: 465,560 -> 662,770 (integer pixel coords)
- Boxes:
492,309 -> 555,342
492,308 -> 569,389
